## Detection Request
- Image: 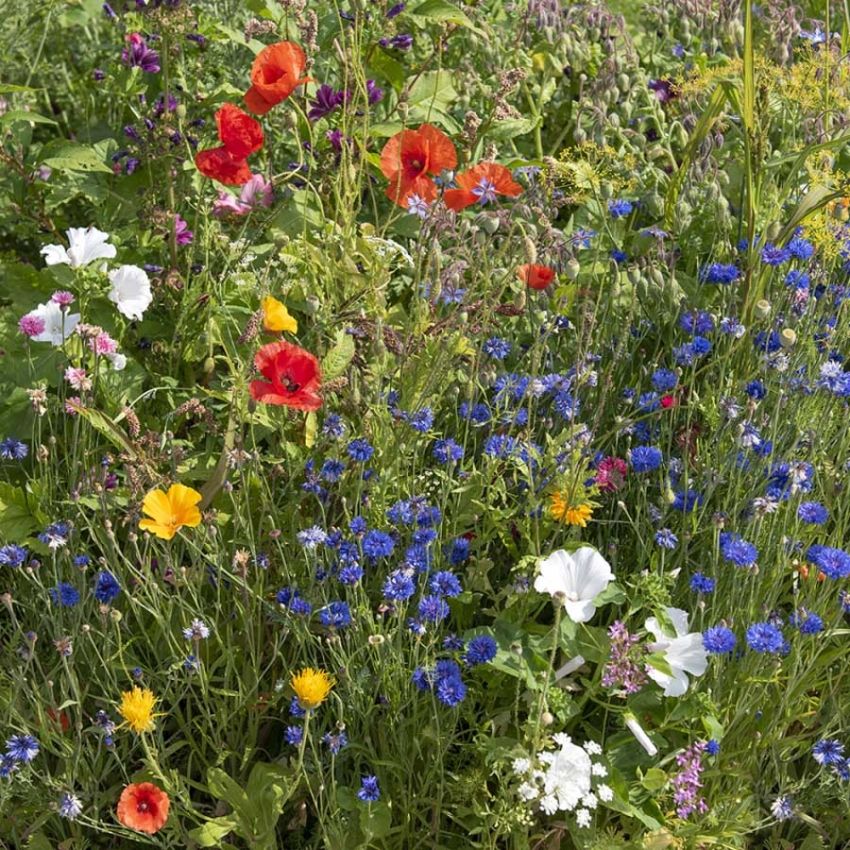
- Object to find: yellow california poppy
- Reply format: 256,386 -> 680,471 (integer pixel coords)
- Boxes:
262,296 -> 298,334
139,483 -> 202,540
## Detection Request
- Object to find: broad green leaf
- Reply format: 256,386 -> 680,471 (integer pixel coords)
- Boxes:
409,0 -> 478,30
0,110 -> 57,127
40,141 -> 112,174
322,330 -> 356,380
407,71 -> 457,117
207,767 -> 251,820
0,484 -> 41,541
369,50 -> 407,91
189,817 -> 240,847
359,801 -> 392,839
639,767 -> 668,793
486,117 -> 539,141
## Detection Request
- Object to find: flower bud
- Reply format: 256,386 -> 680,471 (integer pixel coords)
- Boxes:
779,328 -> 796,348
754,299 -> 771,320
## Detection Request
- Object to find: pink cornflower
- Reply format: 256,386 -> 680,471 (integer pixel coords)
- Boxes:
595,456 -> 627,492
51,291 -> 76,307
19,314 -> 46,338
64,367 -> 91,392
90,332 -> 118,355
174,215 -> 193,245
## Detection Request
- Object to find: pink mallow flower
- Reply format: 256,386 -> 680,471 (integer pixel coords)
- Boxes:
212,173 -> 273,217
174,214 -> 193,245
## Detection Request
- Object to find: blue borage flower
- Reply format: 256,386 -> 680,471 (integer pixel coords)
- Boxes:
608,199 -> 633,218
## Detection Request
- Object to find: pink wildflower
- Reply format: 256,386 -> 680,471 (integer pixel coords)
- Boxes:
19,314 -> 46,338
595,456 -> 627,492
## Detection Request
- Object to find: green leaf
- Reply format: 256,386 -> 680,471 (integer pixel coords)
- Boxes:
322,330 -> 356,380
639,767 -> 668,793
369,50 -> 407,91
0,484 -> 40,541
409,0 -> 478,30
305,411 -> 318,447
486,117 -> 539,141
0,110 -> 57,127
359,801 -> 392,839
645,651 -> 673,678
407,71 -> 458,120
207,768 -> 252,820
188,817 -> 240,847
40,141 -> 113,174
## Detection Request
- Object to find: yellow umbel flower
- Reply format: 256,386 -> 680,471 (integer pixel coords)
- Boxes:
119,686 -> 158,734
549,493 -> 594,528
139,483 -> 202,541
262,296 -> 298,334
290,668 -> 333,710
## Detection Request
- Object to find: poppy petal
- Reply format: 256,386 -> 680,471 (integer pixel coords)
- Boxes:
216,103 -> 263,158
195,147 -> 252,185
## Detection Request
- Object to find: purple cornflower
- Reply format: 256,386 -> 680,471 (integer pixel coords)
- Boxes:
602,621 -> 648,694
671,742 -> 708,819
121,33 -> 161,74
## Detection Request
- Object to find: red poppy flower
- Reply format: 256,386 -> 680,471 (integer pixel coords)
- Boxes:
380,123 -> 457,206
117,782 -> 170,834
250,340 -> 322,410
660,394 -> 677,409
216,102 -> 263,159
194,146 -> 252,185
443,162 -> 523,211
245,42 -> 310,115
47,707 -> 70,733
517,263 -> 556,290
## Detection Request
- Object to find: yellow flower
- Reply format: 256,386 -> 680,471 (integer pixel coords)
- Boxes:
290,667 -> 333,710
119,686 -> 158,734
549,493 -> 594,528
262,296 -> 298,334
139,483 -> 202,541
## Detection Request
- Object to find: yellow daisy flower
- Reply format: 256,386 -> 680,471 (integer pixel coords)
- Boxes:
119,686 -> 158,734
262,296 -> 298,334
290,667 -> 334,710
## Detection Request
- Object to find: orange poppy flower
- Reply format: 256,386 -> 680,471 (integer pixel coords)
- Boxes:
444,162 -> 523,211
245,42 -> 310,115
517,263 -> 556,290
250,340 -> 322,410
195,147 -> 252,185
216,102 -> 263,159
117,782 -> 170,834
380,123 -> 457,206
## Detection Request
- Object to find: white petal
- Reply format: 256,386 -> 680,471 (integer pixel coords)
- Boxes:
569,546 -> 614,600
108,264 -> 152,320
665,633 -> 708,677
66,227 -> 116,267
564,598 -> 597,624
665,607 -> 691,637
535,550 -> 574,598
40,244 -> 71,266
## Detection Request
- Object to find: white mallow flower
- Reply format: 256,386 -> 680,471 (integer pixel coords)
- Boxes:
25,301 -> 80,347
107,352 -> 127,371
534,547 -> 614,623
41,227 -> 116,268
108,265 -> 152,320
644,607 -> 708,697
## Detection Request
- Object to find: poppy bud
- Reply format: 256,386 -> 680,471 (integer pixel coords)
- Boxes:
779,328 -> 796,348
565,258 -> 580,281
754,299 -> 771,320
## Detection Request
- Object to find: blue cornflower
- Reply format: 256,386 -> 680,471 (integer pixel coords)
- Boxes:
673,488 -> 703,513
419,594 -> 450,623
629,445 -> 662,473
339,564 -> 363,585
58,792 -> 83,820
349,516 -> 367,534
362,530 -> 395,559
703,626 -> 736,654
794,610 -> 824,634
430,571 -> 462,597
407,408 -> 434,433
464,635 -> 497,666
73,554 -> 90,567
443,634 -> 465,651
771,795 -> 794,820
608,199 -> 633,218
807,545 -> 850,579
322,730 -> 348,753
404,544 -> 431,572
184,654 -> 201,672
0,438 -> 28,461
651,368 -> 678,392
459,402 -> 490,424
483,337 -> 512,360
813,739 -> 844,765
320,459 -> 345,482
448,537 -> 470,565
93,571 -> 120,604
435,672 -> 467,707
289,696 -> 306,718
5,734 -> 39,763
297,526 -> 328,549
705,740 -> 720,756
347,438 -> 374,462
655,528 -> 678,549
761,243 -> 791,265
720,533 -> 759,567
680,310 -> 715,335
0,754 -> 18,778
690,572 -> 715,593
798,501 -> 829,524
432,438 -> 464,464
691,335 -> 712,355
358,775 -> 381,802
383,570 -> 416,602
745,380 -> 766,399
290,597 -> 313,616
49,583 -> 80,608
785,269 -> 810,289
323,414 -> 345,439
483,434 -> 516,458
387,499 -> 415,525
319,601 -> 351,629
284,726 -> 303,745
788,235 -> 814,260
38,521 -> 70,550
746,622 -> 785,654
0,545 -> 27,568
699,263 -> 740,285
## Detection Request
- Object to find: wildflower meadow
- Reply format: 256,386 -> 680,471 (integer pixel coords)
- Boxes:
3,0 -> 850,847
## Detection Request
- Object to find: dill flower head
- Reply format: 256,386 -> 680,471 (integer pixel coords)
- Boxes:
291,667 -> 334,710
549,493 -> 594,527
118,686 -> 158,734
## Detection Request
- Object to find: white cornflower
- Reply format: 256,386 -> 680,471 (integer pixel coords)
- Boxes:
183,618 -> 211,640
58,791 -> 83,820
41,226 -> 116,268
